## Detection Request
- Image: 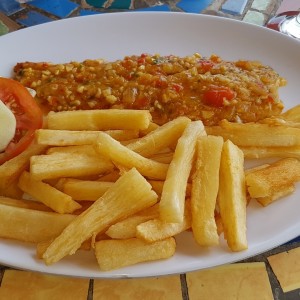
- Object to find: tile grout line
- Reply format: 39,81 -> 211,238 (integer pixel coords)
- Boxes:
180,273 -> 189,300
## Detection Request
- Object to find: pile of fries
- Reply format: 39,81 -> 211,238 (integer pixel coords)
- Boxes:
1,106 -> 300,271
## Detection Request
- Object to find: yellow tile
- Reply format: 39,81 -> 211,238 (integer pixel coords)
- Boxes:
186,262 -> 273,300
0,269 -> 89,300
268,247 -> 300,292
93,275 -> 182,300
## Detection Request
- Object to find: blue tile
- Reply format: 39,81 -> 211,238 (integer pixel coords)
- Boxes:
0,0 -> 24,16
16,10 -> 52,27
30,0 -> 79,18
108,0 -> 131,9
85,0 -> 107,9
78,9 -> 102,16
221,0 -> 248,15
176,0 -> 213,13
134,5 -> 171,12
285,236 -> 300,245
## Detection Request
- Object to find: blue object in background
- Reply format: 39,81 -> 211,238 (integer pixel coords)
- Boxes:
222,0 -> 248,15
176,0 -> 213,13
30,0 -> 79,18
0,0 -> 23,16
16,10 -> 52,26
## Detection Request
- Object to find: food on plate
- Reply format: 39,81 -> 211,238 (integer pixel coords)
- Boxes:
94,237 -> 176,271
0,107 -> 299,271
0,51 -> 300,272
245,158 -> 300,206
13,53 -> 286,126
191,135 -> 223,247
0,77 -> 43,165
218,140 -> 247,252
42,168 -> 158,265
159,121 -> 206,223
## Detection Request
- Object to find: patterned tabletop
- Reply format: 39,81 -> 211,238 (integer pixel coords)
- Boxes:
1,1 -> 300,300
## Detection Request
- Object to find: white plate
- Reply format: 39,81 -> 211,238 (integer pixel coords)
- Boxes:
0,12 -> 300,278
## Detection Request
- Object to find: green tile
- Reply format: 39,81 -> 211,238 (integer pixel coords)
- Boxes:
0,20 -> 8,35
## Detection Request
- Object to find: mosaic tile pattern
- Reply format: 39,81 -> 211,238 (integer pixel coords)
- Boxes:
221,0 -> 248,15
1,0 -> 298,32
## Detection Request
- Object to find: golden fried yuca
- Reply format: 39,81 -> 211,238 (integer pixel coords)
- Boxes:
191,135 -> 223,247
94,132 -> 169,180
18,171 -> 81,214
47,109 -> 152,130
245,158 -> 300,206
218,140 -> 247,252
0,204 -> 75,243
159,121 -> 206,223
94,237 -> 176,271
42,168 -> 158,265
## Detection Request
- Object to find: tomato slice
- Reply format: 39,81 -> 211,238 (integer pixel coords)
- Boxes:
0,77 -> 43,164
203,85 -> 235,107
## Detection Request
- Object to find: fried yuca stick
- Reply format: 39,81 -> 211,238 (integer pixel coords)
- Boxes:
105,204 -> 159,239
0,143 -> 47,194
94,132 -> 169,180
94,237 -> 176,271
127,116 -> 191,157
280,104 -> 300,122
159,121 -> 206,223
136,200 -> 191,243
36,129 -> 139,146
58,178 -> 114,201
245,158 -> 300,201
30,151 -> 114,181
218,140 -> 247,252
18,171 -> 81,214
47,109 -> 152,131
241,146 -> 300,159
42,168 -> 158,265
0,196 -> 52,212
206,119 -> 300,147
191,136 -> 223,247
0,204 -> 75,243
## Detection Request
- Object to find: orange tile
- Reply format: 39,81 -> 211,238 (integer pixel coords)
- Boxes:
0,269 -> 89,300
93,275 -> 182,300
268,247 -> 300,292
186,262 -> 273,300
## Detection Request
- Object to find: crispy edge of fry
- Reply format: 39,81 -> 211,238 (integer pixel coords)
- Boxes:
218,140 -> 247,252
256,184 -> 295,207
47,109 -> 152,131
159,121 -> 206,223
18,171 -> 82,214
94,132 -> 169,180
191,135 -> 223,247
245,158 -> 300,198
42,168 -> 158,265
94,237 -> 176,271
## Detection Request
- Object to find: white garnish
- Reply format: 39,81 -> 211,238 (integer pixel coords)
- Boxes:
0,100 -> 17,152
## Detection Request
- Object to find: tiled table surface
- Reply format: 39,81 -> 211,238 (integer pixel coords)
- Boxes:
1,1 -> 300,300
